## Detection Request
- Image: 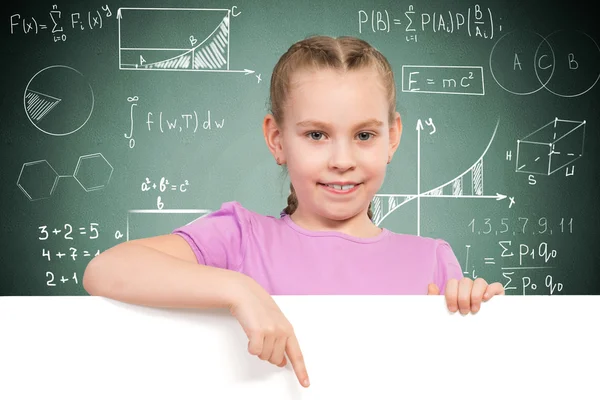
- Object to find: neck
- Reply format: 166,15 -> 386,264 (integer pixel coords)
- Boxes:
289,206 -> 382,238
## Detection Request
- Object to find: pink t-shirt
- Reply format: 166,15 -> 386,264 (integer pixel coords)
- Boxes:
172,201 -> 464,295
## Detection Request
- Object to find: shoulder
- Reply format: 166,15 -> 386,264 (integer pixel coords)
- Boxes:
171,201 -> 274,269
207,200 -> 252,218
215,201 -> 280,224
384,232 -> 463,292
176,201 -> 277,233
384,231 -> 459,263
384,231 -> 445,251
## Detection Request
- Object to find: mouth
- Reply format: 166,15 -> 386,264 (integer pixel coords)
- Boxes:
318,182 -> 362,193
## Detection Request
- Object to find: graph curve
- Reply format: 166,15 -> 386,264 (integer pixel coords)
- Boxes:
374,118 -> 500,226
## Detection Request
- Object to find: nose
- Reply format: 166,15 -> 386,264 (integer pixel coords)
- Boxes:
328,140 -> 356,171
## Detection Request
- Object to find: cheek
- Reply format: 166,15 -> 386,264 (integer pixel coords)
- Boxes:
287,146 -> 324,178
287,158 -> 320,187
367,166 -> 388,184
360,149 -> 388,173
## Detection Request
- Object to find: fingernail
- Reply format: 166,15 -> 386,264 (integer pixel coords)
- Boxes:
304,378 -> 310,387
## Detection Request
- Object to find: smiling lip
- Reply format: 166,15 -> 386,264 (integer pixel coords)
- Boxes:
318,182 -> 361,194
321,181 -> 359,186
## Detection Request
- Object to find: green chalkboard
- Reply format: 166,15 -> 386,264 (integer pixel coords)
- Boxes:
2,0 -> 599,295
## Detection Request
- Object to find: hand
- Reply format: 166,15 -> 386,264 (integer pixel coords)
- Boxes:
427,277 -> 505,314
228,275 -> 310,388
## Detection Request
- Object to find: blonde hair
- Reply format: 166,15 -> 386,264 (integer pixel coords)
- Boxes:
269,35 -> 397,220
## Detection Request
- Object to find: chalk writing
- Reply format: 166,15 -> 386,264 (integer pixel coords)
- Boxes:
46,272 -> 80,286
38,223 -> 101,241
42,248 -> 101,261
9,4 -> 113,42
17,154 -> 113,200
358,4 -> 501,42
141,176 -> 190,210
124,96 -> 139,148
515,118 -> 586,183
402,65 -> 485,95
146,110 -> 225,134
468,217 -> 574,236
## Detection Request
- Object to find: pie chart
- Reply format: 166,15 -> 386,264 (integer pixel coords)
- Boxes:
23,65 -> 94,136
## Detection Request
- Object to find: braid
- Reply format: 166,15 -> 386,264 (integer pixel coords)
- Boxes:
283,183 -> 374,221
284,183 -> 298,216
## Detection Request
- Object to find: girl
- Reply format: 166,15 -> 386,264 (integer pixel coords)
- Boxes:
83,35 -> 504,389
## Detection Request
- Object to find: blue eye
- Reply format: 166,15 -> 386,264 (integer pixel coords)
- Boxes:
357,132 -> 373,141
308,131 -> 324,140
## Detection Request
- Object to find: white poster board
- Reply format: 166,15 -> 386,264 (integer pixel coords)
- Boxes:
0,295 -> 597,399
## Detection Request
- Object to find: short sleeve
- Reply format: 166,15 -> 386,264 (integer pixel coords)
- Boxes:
171,201 -> 249,271
433,239 -> 464,295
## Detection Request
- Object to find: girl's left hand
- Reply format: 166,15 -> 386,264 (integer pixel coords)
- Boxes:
427,278 -> 505,314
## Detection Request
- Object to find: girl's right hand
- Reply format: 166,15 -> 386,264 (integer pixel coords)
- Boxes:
228,276 -> 310,388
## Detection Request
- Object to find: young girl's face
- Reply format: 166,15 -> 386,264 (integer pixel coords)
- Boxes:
277,67 -> 401,223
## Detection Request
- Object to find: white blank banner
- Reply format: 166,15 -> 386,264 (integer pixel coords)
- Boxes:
0,296 -> 597,399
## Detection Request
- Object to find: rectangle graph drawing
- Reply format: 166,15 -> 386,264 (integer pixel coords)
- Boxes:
118,8 -> 231,71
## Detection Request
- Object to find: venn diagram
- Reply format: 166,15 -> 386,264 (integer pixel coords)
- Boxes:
489,29 -> 599,97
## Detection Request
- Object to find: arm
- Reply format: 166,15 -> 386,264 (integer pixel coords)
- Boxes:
84,218 -> 312,388
432,239 -> 464,295
82,234 -> 248,310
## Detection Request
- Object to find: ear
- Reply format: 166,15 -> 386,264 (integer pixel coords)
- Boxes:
388,111 -> 402,162
263,114 -> 286,164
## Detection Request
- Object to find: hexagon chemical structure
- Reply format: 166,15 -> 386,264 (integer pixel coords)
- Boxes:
17,153 -> 113,200
17,160 -> 59,201
73,153 -> 114,192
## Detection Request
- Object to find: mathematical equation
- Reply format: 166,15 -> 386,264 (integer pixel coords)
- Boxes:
402,65 -> 485,95
146,110 -> 225,133
465,241 -> 558,270
37,223 -> 102,287
358,4 -> 501,42
46,271 -> 81,287
463,240 -> 564,296
123,96 -> 226,149
9,4 -> 113,42
38,223 -> 100,240
515,274 -> 563,296
42,247 -> 100,261
141,177 -> 189,193
496,241 -> 558,266
141,177 -> 191,210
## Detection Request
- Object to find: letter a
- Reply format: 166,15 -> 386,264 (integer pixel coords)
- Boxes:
514,53 -> 522,70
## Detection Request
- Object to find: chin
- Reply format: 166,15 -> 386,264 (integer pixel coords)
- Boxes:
318,206 -> 365,221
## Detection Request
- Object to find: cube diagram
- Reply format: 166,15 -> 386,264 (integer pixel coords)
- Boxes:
516,118 -> 585,175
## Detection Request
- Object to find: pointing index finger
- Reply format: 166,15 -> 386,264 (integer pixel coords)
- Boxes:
286,334 -> 310,387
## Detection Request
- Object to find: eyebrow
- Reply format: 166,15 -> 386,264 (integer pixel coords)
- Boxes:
296,118 -> 384,131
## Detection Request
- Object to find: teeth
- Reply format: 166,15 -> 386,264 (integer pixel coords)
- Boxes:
326,184 -> 355,190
